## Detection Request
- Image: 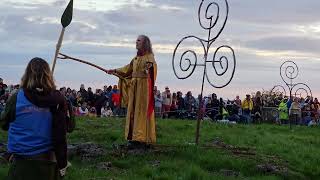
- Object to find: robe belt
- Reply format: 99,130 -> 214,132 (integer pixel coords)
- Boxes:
132,71 -> 148,78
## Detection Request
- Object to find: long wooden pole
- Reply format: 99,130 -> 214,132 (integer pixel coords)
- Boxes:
58,53 -> 107,72
58,53 -> 125,80
52,27 -> 65,74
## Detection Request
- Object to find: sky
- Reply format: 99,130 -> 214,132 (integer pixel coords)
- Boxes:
1,0 -> 320,99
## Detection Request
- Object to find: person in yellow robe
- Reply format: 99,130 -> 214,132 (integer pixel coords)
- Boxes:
107,35 -> 157,147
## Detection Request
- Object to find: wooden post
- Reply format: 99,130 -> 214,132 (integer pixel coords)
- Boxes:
52,27 -> 65,74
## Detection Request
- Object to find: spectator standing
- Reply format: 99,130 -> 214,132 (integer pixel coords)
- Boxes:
176,91 -> 185,111
234,95 -> 241,107
0,99 -> 4,113
170,92 -> 178,118
0,78 -> 7,97
87,87 -> 94,107
111,85 -> 120,116
278,99 -> 289,124
0,58 -> 70,179
289,98 -> 301,125
79,84 -> 88,102
311,98 -> 319,123
154,90 -> 162,118
253,91 -> 263,123
242,94 -> 253,123
184,91 -> 196,113
210,93 -> 220,120
93,89 -> 105,117
162,86 -> 172,118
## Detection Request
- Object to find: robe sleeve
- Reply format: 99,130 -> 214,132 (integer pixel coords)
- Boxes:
115,60 -> 134,108
115,60 -> 133,79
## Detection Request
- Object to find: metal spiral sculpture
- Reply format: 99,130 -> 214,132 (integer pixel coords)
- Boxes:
278,61 -> 312,98
172,0 -> 236,144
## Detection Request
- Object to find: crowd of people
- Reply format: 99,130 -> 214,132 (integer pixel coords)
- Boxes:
1,77 -> 319,127
155,87 -> 320,127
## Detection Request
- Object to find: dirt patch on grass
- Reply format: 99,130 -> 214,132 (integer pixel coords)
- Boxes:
256,163 -> 288,176
111,144 -> 156,157
219,169 -> 240,177
207,137 -> 296,177
96,162 -> 112,171
209,137 -> 256,156
68,142 -> 106,161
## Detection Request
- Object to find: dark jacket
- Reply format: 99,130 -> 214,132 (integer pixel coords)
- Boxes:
0,89 -> 71,169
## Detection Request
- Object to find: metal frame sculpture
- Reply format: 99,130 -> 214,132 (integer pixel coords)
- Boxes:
172,0 -> 236,144
277,61 -> 312,99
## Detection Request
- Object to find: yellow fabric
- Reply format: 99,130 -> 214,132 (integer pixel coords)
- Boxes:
115,53 -> 157,143
242,99 -> 253,110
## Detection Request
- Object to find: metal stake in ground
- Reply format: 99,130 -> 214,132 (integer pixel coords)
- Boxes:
172,0 -> 236,145
52,0 -> 73,74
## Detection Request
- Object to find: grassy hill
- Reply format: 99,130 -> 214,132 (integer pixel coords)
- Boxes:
0,117 -> 319,179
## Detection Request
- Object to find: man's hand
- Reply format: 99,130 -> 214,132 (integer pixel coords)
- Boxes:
60,161 -> 72,177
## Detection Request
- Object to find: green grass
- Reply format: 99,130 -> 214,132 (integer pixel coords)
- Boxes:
1,117 -> 319,179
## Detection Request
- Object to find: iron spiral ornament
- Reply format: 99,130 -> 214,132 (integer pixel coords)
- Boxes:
279,61 -> 312,98
172,0 -> 236,144
270,85 -> 287,97
172,0 -> 236,87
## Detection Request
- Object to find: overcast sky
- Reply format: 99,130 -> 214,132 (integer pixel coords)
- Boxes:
1,0 -> 320,99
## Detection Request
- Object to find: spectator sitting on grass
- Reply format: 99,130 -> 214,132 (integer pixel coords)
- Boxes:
106,107 -> 113,117
102,106 -> 113,117
88,107 -> 96,118
78,102 -> 89,116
